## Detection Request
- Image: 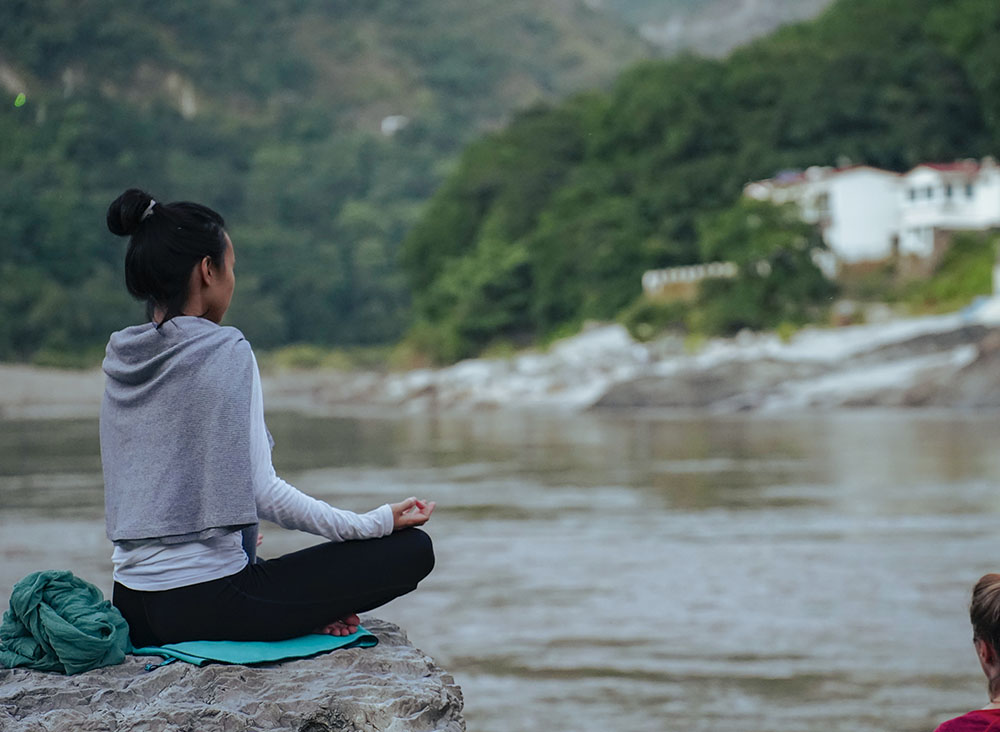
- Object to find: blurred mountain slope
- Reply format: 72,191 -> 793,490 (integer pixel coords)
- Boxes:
597,0 -> 834,56
0,0 -> 647,359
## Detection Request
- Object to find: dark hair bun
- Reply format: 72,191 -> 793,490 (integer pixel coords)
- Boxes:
107,188 -> 155,237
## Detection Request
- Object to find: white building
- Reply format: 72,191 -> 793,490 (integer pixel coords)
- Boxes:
744,165 -> 901,273
898,159 -> 1000,257
744,157 -> 1000,274
641,261 -> 737,298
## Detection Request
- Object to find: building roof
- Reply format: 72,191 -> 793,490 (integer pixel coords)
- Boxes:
773,169 -> 807,184
748,159 -> 993,193
913,161 -> 979,172
833,164 -> 901,177
906,161 -> 981,179
752,164 -> 900,189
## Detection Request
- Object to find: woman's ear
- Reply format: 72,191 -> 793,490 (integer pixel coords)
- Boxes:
977,637 -> 998,669
198,255 -> 214,285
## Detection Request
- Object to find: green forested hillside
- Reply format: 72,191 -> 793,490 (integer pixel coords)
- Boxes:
401,0 -> 1000,360
0,0 -> 647,361
5,0 -> 998,365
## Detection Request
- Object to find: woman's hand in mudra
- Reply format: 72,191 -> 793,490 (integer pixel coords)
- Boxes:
391,497 -> 435,530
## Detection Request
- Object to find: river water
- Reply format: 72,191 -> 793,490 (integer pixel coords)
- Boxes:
2,409 -> 998,731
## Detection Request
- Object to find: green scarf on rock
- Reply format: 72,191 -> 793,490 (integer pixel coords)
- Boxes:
0,570 -> 130,675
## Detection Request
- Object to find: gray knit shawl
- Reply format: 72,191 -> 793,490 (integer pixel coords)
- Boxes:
101,316 -> 258,545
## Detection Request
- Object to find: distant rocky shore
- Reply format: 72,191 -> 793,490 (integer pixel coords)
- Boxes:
0,618 -> 465,732
4,312 -> 1000,419
258,312 -> 1000,413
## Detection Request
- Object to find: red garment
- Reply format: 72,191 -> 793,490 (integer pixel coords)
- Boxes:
936,710 -> 1000,731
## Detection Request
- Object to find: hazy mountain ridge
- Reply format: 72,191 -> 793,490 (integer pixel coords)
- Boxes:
638,0 -> 835,56
593,0 -> 835,56
1,1 -> 648,132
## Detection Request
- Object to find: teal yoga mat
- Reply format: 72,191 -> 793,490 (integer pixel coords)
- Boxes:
132,626 -> 378,667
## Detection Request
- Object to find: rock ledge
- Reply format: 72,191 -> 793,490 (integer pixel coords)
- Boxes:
0,618 -> 464,732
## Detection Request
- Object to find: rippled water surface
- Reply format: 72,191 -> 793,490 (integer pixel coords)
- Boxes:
2,409 -> 999,731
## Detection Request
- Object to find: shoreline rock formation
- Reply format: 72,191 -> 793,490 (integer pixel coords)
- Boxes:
5,312 -> 1000,418
0,618 -> 464,732
259,314 -> 1000,414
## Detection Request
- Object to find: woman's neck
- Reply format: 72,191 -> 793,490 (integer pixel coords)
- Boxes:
152,305 -> 212,326
985,678 -> 1000,708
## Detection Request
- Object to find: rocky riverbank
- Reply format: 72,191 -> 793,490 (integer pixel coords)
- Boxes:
0,618 -> 465,732
262,312 -> 1000,413
5,310 -> 1000,418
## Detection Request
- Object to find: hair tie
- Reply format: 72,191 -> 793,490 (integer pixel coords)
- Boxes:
141,199 -> 157,222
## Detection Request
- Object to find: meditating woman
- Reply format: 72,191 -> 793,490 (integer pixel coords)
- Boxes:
935,574 -> 1000,731
101,188 -> 435,648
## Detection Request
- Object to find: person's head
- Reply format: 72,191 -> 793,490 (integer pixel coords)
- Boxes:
971,573 -> 1000,698
106,188 -> 235,325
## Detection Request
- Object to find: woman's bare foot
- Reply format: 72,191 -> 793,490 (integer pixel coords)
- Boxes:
314,613 -> 360,637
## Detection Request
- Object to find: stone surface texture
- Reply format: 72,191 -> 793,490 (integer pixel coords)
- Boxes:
0,618 -> 464,732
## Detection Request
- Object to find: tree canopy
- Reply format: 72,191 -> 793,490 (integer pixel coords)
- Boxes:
0,0 -> 645,361
401,0 -> 997,360
2,0 -> 997,364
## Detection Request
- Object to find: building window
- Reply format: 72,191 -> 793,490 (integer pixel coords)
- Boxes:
908,188 -> 916,200
966,183 -> 975,197
926,186 -> 934,199
815,192 -> 830,216
946,184 -> 954,198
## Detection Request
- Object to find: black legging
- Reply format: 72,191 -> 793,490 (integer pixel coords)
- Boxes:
113,528 -> 434,648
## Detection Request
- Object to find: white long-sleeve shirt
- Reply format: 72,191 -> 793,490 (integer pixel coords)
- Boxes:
112,353 -> 393,591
